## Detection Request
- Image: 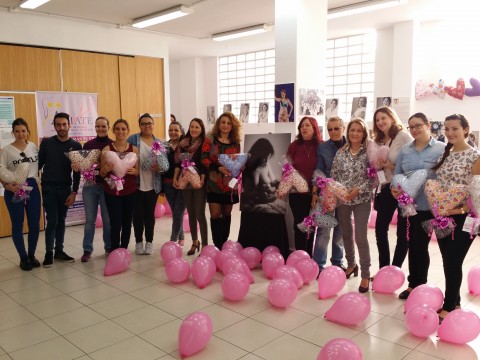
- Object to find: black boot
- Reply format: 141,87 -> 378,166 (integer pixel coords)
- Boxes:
210,218 -> 223,249
222,215 -> 232,243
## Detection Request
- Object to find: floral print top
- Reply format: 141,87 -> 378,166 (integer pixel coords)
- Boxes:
331,145 -> 373,206
436,147 -> 480,185
201,136 -> 240,194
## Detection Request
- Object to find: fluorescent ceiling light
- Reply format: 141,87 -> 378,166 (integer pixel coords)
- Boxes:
212,24 -> 271,42
132,5 -> 193,29
327,0 -> 404,19
19,0 -> 50,9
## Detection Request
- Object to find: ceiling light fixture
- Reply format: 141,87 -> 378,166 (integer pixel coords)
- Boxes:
212,24 -> 272,42
327,0 -> 404,20
19,0 -> 51,9
132,5 -> 193,29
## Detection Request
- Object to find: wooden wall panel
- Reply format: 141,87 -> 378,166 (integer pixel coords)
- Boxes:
134,56 -> 166,139
61,50 -> 121,122
118,56 -> 139,134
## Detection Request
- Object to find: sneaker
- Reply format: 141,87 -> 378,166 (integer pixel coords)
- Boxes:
29,256 -> 41,268
81,251 -> 92,263
20,257 -> 32,271
43,252 -> 54,268
54,251 -> 75,263
135,242 -> 144,255
145,242 -> 153,255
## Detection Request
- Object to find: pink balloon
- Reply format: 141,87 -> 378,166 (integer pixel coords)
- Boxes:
273,265 -> 303,289
325,292 -> 371,325
391,209 -> 398,225
262,245 -> 280,260
267,278 -> 297,308
317,338 -> 363,360
165,258 -> 190,283
294,258 -> 320,284
160,241 -> 182,263
215,250 -> 239,272
468,265 -> 480,295
368,210 -> 377,228
240,247 -> 262,269
438,309 -> 480,344
222,257 -> 254,283
405,305 -> 439,338
178,312 -> 212,358
104,151 -> 137,178
404,284 -> 443,313
222,240 -> 243,253
221,271 -> 250,301
191,257 -> 216,289
286,250 -> 310,267
318,266 -> 347,299
154,204 -> 165,218
95,211 -> 102,228
372,265 -> 405,294
164,201 -> 172,215
200,245 -> 220,260
104,248 -> 132,276
262,252 -> 285,279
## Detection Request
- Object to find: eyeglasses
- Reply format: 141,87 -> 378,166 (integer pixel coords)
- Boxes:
407,124 -> 425,131
327,127 -> 341,132
140,122 -> 154,127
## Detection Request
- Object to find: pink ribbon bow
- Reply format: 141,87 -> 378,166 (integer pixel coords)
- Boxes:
181,159 -> 196,174
109,174 -> 125,195
152,141 -> 166,155
367,165 -> 377,180
316,177 -> 333,192
398,193 -> 414,206
82,164 -> 97,183
281,163 -> 294,181
14,182 -> 30,204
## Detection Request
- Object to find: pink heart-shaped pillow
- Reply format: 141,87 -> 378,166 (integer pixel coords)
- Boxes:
469,176 -> 480,216
0,163 -> 30,184
177,170 -> 202,190
68,150 -> 101,171
277,170 -> 309,197
104,151 -> 137,178
425,180 -> 468,216
366,141 -> 389,170
415,80 -> 433,100
431,79 -> 446,99
445,78 -> 465,100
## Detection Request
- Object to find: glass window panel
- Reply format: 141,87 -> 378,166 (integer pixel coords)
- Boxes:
246,85 -> 255,92
256,67 -> 265,76
266,58 -> 275,66
228,55 -> 236,63
228,79 -> 237,86
219,64 -> 228,72
334,76 -> 347,85
237,54 -> 245,62
246,76 -> 255,85
256,52 -> 265,59
363,73 -> 375,83
326,48 -> 335,58
348,55 -> 362,64
349,35 -> 363,45
348,74 -> 362,83
362,63 -> 375,73
349,45 -> 362,55
335,38 -> 348,47
237,78 -> 245,85
246,61 -> 255,69
219,72 -> 228,80
363,83 -> 375,92
256,75 -> 265,83
228,63 -> 236,71
256,84 -> 265,91
335,85 -> 347,94
256,59 -> 265,67
348,64 -> 362,74
246,91 -> 255,99
266,49 -> 275,58
246,69 -> 255,77
220,94 -> 229,101
246,53 -> 255,61
219,57 -> 228,65
237,85 -> 245,93
326,58 -> 334,67
220,79 -> 228,87
237,62 -> 245,70
347,84 -> 361,93
335,47 -> 348,57
335,66 -> 347,76
335,56 -> 347,66
237,70 -> 245,78
265,74 -> 275,82
362,53 -> 375,63
265,66 -> 275,75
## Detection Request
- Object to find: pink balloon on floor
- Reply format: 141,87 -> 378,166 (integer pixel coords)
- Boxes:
262,252 -> 285,279
317,338 -> 363,360
221,271 -> 250,301
200,245 -> 221,261
405,304 -> 439,338
222,257 -> 254,283
372,265 -> 405,294
240,247 -> 262,269
468,265 -> 480,295
404,284 -> 444,313
286,250 -> 310,267
154,204 -> 165,218
267,278 -> 298,308
164,202 -> 172,215
165,258 -> 190,283
368,210 -> 377,228
273,265 -> 303,289
438,309 -> 480,344
262,245 -> 280,260
318,266 -> 346,299
294,258 -> 320,284
191,256 -> 216,289
391,209 -> 398,225
178,312 -> 213,358
160,241 -> 182,263
104,248 -> 131,276
222,240 -> 243,253
325,292 -> 371,325
215,250 -> 239,272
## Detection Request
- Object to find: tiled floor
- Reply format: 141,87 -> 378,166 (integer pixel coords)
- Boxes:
1,205 -> 480,360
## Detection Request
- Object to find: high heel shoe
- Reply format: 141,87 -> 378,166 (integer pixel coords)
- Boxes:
359,278 -> 370,293
187,241 -> 200,256
345,264 -> 359,279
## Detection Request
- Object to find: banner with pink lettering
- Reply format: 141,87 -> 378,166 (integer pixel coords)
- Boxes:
35,91 -> 98,226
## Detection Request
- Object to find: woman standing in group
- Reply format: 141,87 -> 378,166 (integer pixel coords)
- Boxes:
286,116 -> 322,256
331,118 -> 373,292
201,112 -> 241,250
0,118 -> 40,270
373,106 -> 412,269
431,114 -> 480,321
80,116 -> 113,262
164,121 -> 185,247
100,119 -> 138,251
174,118 -> 208,255
393,113 -> 445,299
127,113 -> 164,255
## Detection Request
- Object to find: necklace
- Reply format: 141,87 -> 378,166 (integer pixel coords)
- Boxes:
350,147 -> 361,156
303,143 -> 312,158
113,142 -> 128,152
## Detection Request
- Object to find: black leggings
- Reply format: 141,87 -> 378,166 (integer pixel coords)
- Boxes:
289,193 -> 313,256
105,192 -> 135,250
133,189 -> 159,243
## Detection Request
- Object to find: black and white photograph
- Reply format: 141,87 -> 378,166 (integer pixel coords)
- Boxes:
258,102 -> 269,123
239,103 -> 250,123
223,104 -> 232,113
240,133 -> 291,214
351,96 -> 367,120
207,105 -> 216,125
299,88 -> 323,116
325,98 -> 339,120
376,96 -> 392,108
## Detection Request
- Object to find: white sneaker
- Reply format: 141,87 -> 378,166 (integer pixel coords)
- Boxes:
135,242 -> 144,255
145,242 -> 153,255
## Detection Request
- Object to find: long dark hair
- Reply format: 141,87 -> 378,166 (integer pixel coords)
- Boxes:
373,106 -> 403,144
185,118 -> 206,142
246,138 -> 274,170
432,114 -> 469,171
296,116 -> 322,144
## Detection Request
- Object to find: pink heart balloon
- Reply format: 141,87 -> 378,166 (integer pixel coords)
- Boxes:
367,140 -> 390,170
325,292 -> 371,325
68,149 -> 101,171
438,309 -> 480,344
165,258 -> 190,283
318,266 -> 346,299
104,248 -> 132,276
221,271 -> 250,301
160,241 -> 182,263
191,256 -> 216,289
178,312 -> 213,358
372,265 -> 405,294
262,252 -> 285,279
445,78 -> 465,100
104,151 -> 137,178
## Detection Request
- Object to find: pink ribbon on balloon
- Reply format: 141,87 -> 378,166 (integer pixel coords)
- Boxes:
301,213 -> 317,238
315,177 -> 333,214
82,164 -> 97,183
398,191 -> 414,241
152,141 -> 166,155
14,181 -> 30,204
181,159 -> 196,174
109,174 -> 125,195
430,205 -> 456,240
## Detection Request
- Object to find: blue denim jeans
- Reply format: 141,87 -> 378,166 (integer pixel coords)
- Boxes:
4,178 -> 41,259
42,184 -> 71,253
82,184 -> 111,252
163,183 -> 185,241
312,211 -> 344,269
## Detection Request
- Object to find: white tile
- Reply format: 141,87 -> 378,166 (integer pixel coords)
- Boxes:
251,306 -> 315,332
196,304 -> 246,333
153,292 -> 212,317
25,294 -> 84,318
51,274 -> 103,293
253,334 -> 321,360
0,306 -> 38,331
140,319 -> 182,353
0,320 -> 58,353
129,283 -> 184,304
0,294 -> 22,312
112,305 -> 176,334
217,293 -> 272,317
414,335 -> 480,360
351,332 -> 412,360
8,283 -> 64,305
107,273 -> 159,292
89,293 -> 149,318
9,336 -> 84,360
33,266 -> 85,283
89,336 -> 165,360
171,335 -> 248,360
289,317 -> 360,346
0,274 -> 46,294
365,316 -> 425,349
43,306 -> 107,335
68,283 -> 123,305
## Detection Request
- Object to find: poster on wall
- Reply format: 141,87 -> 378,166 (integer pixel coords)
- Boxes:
35,91 -> 98,226
258,102 -> 270,123
299,89 -> 324,116
392,97 -> 411,123
223,104 -> 232,113
325,98 -> 339,120
207,105 -> 216,125
376,96 -> 392,108
351,96 -> 367,120
239,103 -> 250,123
240,133 -> 291,214
0,96 -> 15,128
274,83 -> 294,122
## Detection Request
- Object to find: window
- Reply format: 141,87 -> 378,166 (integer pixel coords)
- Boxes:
218,50 -> 275,123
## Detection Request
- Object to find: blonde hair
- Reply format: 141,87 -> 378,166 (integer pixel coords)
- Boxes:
209,112 -> 242,144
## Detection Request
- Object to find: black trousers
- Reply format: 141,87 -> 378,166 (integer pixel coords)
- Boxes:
289,193 -> 313,256
437,214 -> 475,311
105,192 -> 135,250
133,189 -> 159,243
